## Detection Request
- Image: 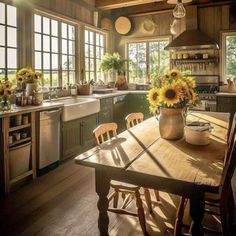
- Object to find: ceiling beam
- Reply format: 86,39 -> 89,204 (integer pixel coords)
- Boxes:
95,0 -> 163,10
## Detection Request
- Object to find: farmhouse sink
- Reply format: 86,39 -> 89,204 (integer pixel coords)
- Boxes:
52,97 -> 100,122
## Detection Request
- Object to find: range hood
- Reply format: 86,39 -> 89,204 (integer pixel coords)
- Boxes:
165,6 -> 219,51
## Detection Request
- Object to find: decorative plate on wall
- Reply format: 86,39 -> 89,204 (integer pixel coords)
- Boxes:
115,16 -> 132,35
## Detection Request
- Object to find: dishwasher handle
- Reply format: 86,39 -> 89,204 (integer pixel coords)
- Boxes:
40,109 -> 61,120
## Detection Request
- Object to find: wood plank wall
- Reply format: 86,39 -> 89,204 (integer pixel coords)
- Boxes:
112,4 -> 235,58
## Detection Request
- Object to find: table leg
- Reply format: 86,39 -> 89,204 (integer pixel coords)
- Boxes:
95,169 -> 110,236
189,192 -> 205,236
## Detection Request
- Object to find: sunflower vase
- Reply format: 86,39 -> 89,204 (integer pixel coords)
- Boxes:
158,107 -> 185,140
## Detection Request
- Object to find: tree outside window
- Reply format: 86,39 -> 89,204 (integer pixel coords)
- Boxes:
127,39 -> 170,84
222,31 -> 236,82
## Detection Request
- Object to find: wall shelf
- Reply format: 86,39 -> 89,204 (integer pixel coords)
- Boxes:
9,137 -> 31,148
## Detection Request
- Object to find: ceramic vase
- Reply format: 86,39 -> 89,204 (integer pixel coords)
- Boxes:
158,107 -> 185,140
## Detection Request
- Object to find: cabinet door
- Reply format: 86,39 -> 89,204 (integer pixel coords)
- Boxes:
62,119 -> 82,160
80,113 -> 98,152
99,98 -> 113,124
127,94 -> 151,119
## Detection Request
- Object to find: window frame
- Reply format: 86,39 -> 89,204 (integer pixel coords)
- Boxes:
221,30 -> 236,83
33,9 -> 79,87
0,1 -> 18,81
125,36 -> 171,83
84,26 -> 107,83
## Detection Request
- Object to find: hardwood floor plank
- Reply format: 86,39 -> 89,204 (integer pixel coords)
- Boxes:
0,160 -> 222,236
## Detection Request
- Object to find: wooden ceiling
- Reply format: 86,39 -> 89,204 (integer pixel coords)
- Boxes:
95,0 -> 234,11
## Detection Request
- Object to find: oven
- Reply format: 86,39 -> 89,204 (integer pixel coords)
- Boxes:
192,76 -> 219,112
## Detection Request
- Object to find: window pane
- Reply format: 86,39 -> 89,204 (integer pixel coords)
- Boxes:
69,71 -> 75,84
62,55 -> 68,69
51,20 -> 58,36
89,45 -> 94,58
43,71 -> 50,87
43,52 -> 50,69
89,31 -> 94,44
96,33 -> 99,46
7,48 -> 17,68
7,69 -> 16,83
51,37 -> 58,53
0,47 -> 5,67
85,44 -> 89,57
90,59 -> 94,71
7,5 -> 17,27
52,71 -> 59,86
96,46 -> 100,59
43,35 -> 50,52
85,30 -> 89,43
90,72 -> 95,81
69,56 -> 75,69
68,25 -> 75,40
62,71 -> 68,86
226,35 -> 236,79
35,52 -> 42,69
0,69 -> 5,80
7,27 -> 17,47
0,25 -> 5,46
52,53 -> 58,70
43,17 -> 50,34
62,39 -> 68,54
85,58 -> 89,71
0,3 -> 5,24
100,35 -> 104,47
35,33 -> 41,51
68,40 -> 75,55
34,14 -> 41,33
61,23 -> 67,38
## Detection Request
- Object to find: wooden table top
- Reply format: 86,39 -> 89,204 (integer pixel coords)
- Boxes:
75,112 -> 229,193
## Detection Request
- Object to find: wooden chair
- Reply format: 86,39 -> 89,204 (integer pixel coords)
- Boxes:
93,122 -> 147,234
174,113 -> 236,236
125,112 -> 161,213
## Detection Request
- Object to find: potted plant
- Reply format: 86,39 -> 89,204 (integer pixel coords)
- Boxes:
100,52 -> 128,87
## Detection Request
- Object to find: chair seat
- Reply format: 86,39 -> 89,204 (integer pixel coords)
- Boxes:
110,180 -> 140,191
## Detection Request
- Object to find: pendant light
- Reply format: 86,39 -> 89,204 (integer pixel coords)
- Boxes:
173,0 -> 186,19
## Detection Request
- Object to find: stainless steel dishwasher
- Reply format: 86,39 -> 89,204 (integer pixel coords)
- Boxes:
37,109 -> 61,175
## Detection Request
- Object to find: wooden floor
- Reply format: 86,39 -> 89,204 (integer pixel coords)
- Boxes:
0,159 -> 222,236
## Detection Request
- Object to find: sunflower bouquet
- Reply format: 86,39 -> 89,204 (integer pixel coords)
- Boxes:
16,67 -> 42,84
0,79 -> 13,111
147,69 -> 198,114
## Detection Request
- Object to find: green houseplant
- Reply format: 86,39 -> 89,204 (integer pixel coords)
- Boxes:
100,52 -> 128,88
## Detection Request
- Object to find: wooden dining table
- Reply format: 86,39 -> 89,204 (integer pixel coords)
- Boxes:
75,112 -> 229,236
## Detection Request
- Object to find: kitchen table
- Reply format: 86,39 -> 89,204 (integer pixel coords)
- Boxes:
75,112 -> 229,236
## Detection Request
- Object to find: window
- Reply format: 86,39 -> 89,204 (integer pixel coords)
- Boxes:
84,29 -> 105,82
222,31 -> 236,82
34,13 -> 76,87
127,38 -> 170,83
0,2 -> 17,82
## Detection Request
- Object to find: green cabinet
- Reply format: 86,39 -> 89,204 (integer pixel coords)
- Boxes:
62,113 -> 98,160
217,95 -> 236,126
113,95 -> 127,133
99,98 -> 113,124
126,94 -> 152,120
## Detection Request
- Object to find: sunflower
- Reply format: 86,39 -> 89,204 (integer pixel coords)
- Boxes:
159,83 -> 181,107
169,69 -> 182,80
4,89 -> 12,96
147,87 -> 160,107
188,88 -> 198,103
184,76 -> 196,89
176,80 -> 189,100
